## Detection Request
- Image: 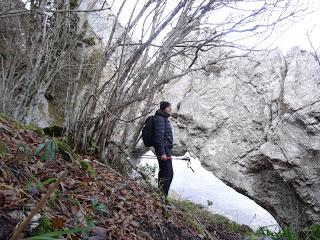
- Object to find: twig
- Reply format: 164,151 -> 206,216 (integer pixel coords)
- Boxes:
10,170 -> 68,240
92,95 -> 153,123
107,141 -> 149,181
0,182 -> 36,201
93,159 -> 122,177
0,7 -> 111,18
306,31 -> 320,67
0,122 -> 12,135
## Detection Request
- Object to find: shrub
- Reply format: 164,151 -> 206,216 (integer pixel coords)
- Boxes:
35,139 -> 59,162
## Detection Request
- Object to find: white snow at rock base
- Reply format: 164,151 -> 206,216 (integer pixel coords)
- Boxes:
139,151 -> 279,231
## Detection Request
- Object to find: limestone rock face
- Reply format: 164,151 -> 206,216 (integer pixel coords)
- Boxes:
22,95 -> 51,128
162,48 -> 320,228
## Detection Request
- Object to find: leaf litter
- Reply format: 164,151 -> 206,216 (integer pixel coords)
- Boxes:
0,115 -> 249,240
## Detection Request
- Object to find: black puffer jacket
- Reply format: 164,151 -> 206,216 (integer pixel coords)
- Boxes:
153,109 -> 173,156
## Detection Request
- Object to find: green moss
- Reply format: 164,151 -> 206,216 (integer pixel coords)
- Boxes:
280,227 -> 299,240
47,101 -> 63,126
37,99 -> 63,127
25,124 -> 45,136
0,140 -> 8,159
32,215 -> 53,236
88,48 -> 102,65
70,0 -> 79,9
250,224 -> 320,240
79,160 -> 95,176
174,199 -> 205,213
305,224 -> 320,240
1,112 -> 46,136
34,128 -> 45,136
0,112 -> 22,129
47,189 -> 61,208
54,138 -> 79,162
246,234 -> 261,240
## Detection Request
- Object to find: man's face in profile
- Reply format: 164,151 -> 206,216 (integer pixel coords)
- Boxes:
164,105 -> 172,115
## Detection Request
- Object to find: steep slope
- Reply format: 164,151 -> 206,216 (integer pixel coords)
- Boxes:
0,114 -> 252,240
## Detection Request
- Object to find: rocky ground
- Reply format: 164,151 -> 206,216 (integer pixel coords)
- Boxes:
0,114 -> 252,240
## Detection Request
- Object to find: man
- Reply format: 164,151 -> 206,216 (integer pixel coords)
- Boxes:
153,101 -> 174,200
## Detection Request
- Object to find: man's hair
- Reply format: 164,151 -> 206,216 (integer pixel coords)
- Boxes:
160,101 -> 171,110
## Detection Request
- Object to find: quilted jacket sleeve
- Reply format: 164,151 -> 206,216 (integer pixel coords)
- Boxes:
153,116 -> 166,156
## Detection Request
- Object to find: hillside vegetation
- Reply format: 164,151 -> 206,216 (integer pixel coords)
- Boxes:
0,114 -> 255,240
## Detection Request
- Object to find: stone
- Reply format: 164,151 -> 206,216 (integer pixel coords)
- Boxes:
160,48 -> 320,229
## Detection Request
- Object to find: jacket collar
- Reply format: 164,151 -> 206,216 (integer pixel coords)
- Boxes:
155,109 -> 170,118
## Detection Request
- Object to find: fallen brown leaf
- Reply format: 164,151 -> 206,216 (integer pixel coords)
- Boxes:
92,226 -> 107,237
52,217 -> 65,229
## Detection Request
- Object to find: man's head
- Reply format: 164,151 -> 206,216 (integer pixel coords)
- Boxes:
160,101 -> 172,115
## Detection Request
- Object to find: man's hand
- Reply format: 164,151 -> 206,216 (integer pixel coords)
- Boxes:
160,154 -> 167,161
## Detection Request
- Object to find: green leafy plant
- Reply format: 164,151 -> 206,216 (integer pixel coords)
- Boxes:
140,163 -> 157,179
305,224 -> 320,240
256,226 -> 278,239
70,0 -> 79,9
47,189 -> 61,208
28,226 -> 89,240
279,227 -> 299,240
91,197 -> 108,214
0,113 -> 22,129
25,124 -> 45,136
256,226 -> 299,240
54,138 -> 80,162
25,177 -> 56,193
79,160 -> 95,176
35,139 -> 59,161
88,140 -> 99,154
84,215 -> 97,228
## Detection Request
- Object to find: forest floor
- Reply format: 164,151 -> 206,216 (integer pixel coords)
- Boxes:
0,113 -> 256,240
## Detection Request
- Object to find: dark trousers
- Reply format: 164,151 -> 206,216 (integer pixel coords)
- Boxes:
155,144 -> 173,197
157,145 -> 173,198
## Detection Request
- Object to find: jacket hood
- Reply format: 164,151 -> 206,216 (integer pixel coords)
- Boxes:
155,109 -> 170,118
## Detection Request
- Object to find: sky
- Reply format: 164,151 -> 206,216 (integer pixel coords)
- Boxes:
22,0 -> 320,53
107,0 -> 320,54
259,0 -> 320,52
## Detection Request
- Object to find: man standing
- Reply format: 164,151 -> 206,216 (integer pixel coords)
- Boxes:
153,101 -> 174,200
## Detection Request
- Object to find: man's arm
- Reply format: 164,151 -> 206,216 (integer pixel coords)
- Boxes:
153,117 -> 166,156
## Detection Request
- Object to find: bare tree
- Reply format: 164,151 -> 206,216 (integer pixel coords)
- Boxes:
307,29 -> 320,67
69,0 -> 307,168
0,0 -> 98,124
0,0 -> 308,169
